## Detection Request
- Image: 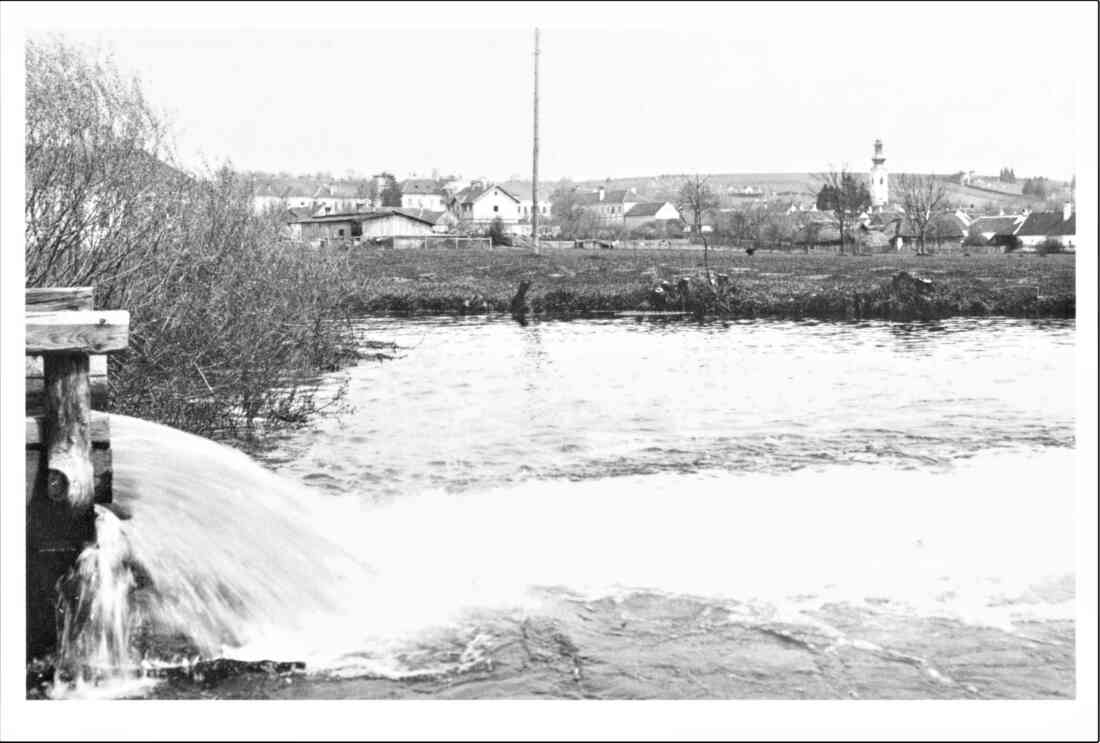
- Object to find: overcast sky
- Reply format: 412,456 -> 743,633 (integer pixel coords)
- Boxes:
26,3 -> 1091,182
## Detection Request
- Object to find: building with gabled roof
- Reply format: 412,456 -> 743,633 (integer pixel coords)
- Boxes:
449,181 -> 522,230
623,201 -> 681,230
1016,204 -> 1075,249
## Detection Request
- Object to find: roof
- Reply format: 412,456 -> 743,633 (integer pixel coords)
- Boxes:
295,209 -> 435,226
400,179 -> 445,195
392,208 -> 449,224
453,183 -> 520,204
970,215 -> 1023,236
1017,211 -> 1073,237
576,189 -> 637,206
286,207 -> 316,221
312,183 -> 361,199
625,201 -> 674,218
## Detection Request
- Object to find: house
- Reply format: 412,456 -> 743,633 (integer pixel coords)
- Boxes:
577,187 -> 641,225
879,212 -> 969,251
1015,203 -> 1076,250
311,184 -> 366,216
294,209 -> 436,245
400,179 -> 448,212
969,214 -> 1026,245
284,206 -> 316,240
623,201 -> 681,231
449,182 -> 522,230
253,183 -> 288,214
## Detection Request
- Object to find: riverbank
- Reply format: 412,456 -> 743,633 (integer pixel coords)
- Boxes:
336,248 -> 1075,320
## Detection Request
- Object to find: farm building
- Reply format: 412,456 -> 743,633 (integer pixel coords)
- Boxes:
293,209 -> 436,244
623,201 -> 681,230
969,214 -> 1026,244
1016,204 -> 1076,250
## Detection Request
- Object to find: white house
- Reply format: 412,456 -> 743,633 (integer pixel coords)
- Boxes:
400,179 -> 448,212
450,182 -> 522,230
623,201 -> 681,230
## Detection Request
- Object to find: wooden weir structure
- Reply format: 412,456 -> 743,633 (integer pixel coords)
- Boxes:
25,287 -> 130,656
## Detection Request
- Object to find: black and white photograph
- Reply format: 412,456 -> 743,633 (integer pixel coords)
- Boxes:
1,2 -> 1096,740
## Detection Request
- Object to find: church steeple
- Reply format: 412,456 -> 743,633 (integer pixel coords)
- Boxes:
870,138 -> 888,209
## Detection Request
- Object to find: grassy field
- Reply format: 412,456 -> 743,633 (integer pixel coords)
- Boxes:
336,247 -> 1075,321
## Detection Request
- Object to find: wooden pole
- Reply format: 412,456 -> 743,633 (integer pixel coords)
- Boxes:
532,27 -> 540,255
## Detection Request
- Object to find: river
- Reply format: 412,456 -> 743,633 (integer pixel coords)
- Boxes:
54,316 -> 1077,699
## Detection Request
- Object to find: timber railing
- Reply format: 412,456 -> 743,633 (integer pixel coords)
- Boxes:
25,287 -> 130,656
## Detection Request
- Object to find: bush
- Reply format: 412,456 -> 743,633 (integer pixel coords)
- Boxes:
25,38 -> 361,441
1036,238 -> 1066,255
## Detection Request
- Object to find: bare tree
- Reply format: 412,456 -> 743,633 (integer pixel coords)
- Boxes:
896,174 -> 950,255
815,167 -> 870,255
678,175 -> 720,267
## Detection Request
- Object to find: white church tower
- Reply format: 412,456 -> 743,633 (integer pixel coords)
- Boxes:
870,138 -> 888,209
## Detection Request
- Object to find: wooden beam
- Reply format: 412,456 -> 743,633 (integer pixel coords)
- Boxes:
27,413 -> 111,448
42,353 -> 95,510
25,287 -> 94,312
26,310 -> 130,354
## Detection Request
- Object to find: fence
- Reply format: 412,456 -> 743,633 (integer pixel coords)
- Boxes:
392,235 -> 493,250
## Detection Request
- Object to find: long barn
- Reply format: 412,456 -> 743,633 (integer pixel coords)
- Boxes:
294,209 -> 436,244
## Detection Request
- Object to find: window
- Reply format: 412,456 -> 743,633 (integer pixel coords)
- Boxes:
493,205 -> 499,213
337,228 -> 345,237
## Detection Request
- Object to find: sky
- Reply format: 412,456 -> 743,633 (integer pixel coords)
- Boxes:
19,3 -> 1091,183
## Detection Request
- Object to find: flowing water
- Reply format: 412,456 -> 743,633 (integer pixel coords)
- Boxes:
40,317 -> 1077,699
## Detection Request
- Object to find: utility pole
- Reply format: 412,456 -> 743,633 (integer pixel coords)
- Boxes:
532,27 -> 540,255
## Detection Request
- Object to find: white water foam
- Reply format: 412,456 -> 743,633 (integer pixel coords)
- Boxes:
58,415 -> 1073,691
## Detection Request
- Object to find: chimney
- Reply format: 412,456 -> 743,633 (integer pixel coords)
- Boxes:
1063,201 -> 1073,221
597,186 -> 606,202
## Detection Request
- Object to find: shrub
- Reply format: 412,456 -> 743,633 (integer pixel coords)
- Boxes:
1036,238 -> 1066,255
25,38 -> 361,441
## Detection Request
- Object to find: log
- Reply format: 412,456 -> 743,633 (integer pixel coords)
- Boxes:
25,310 -> 130,354
43,353 -> 95,510
25,287 -> 94,312
26,413 -> 111,448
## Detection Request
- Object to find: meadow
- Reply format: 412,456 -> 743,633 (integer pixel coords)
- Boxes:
336,247 -> 1076,320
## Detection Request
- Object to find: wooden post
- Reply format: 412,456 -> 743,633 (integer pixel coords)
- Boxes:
43,353 -> 94,509
25,288 -> 129,658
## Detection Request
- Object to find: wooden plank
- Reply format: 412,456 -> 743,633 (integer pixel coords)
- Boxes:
27,375 -> 108,414
26,310 -> 130,354
27,413 -> 110,448
25,287 -> 94,312
42,353 -> 95,510
26,354 -> 107,377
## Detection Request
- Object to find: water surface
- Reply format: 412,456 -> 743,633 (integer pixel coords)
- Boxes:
75,317 -> 1077,699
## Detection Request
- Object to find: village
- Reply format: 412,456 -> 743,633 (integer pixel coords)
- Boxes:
253,138 -> 1077,255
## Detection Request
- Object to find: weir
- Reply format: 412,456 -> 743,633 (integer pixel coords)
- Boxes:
25,287 -> 130,657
